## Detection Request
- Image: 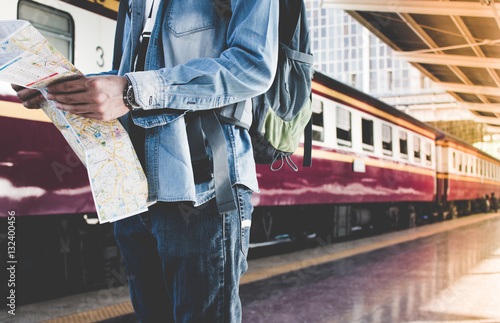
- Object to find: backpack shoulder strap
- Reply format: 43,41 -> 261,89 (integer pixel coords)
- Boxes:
303,94 -> 313,167
200,111 -> 238,213
186,111 -> 237,214
112,0 -> 128,71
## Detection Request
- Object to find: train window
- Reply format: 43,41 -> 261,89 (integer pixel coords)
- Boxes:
336,107 -> 352,147
453,151 -> 456,170
476,159 -> 479,175
361,118 -> 374,151
413,136 -> 421,162
471,157 -> 474,174
465,156 -> 468,174
18,0 -> 74,63
425,141 -> 432,164
311,99 -> 324,142
399,131 -> 408,158
382,124 -> 392,156
459,154 -> 463,172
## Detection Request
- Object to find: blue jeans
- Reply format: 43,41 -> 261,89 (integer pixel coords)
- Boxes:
114,185 -> 253,323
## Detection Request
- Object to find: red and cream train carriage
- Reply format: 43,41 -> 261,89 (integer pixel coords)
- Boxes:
0,0 -> 115,218
436,132 -> 500,217
251,71 -> 443,242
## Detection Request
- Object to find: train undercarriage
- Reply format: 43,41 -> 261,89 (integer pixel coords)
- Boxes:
249,198 -> 493,247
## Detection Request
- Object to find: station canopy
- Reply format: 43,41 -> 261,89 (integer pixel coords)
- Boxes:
322,0 -> 500,143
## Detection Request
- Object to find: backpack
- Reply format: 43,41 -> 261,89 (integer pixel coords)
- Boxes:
218,0 -> 314,171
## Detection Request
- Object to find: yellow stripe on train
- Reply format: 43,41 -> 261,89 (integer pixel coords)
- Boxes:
0,101 -> 51,123
82,0 -> 119,13
436,172 -> 500,185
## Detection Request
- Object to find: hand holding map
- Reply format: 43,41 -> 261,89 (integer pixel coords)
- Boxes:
45,75 -> 131,121
0,20 -> 150,223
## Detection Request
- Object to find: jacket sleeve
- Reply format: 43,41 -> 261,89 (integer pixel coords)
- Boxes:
125,0 -> 279,111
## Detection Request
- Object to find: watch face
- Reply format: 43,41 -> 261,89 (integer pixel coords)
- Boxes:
123,83 -> 135,110
127,85 -> 137,108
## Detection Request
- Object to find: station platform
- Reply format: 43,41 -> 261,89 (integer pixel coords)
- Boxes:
2,212 -> 500,323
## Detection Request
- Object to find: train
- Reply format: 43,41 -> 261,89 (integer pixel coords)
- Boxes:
251,71 -> 500,244
1,0 -> 500,306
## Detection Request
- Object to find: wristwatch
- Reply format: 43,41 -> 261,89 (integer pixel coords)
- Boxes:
123,78 -> 140,110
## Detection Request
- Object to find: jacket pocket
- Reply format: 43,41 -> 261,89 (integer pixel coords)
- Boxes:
130,109 -> 186,129
166,0 -> 216,37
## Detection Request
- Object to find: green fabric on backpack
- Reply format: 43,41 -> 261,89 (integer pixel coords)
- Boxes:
262,100 -> 312,153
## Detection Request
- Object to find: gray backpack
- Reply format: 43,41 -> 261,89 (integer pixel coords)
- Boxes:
219,0 -> 314,171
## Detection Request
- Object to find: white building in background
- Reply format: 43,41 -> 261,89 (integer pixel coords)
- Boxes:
305,0 -> 473,124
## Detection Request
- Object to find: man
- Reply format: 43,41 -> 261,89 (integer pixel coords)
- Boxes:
13,0 -> 278,321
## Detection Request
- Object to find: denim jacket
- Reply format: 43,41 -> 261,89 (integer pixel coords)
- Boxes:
114,0 -> 278,206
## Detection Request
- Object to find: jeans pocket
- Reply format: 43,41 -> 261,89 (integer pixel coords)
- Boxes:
166,0 -> 216,37
237,186 -> 253,257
